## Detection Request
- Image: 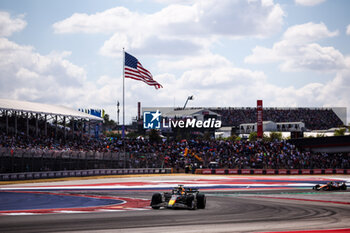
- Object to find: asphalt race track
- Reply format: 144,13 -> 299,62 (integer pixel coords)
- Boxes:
1,175 -> 350,233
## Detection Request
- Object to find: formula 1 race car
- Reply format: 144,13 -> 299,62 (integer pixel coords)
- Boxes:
313,182 -> 347,191
150,185 -> 206,210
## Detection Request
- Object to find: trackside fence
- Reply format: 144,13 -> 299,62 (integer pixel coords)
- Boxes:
196,169 -> 349,175
0,147 -> 165,173
0,168 -> 172,181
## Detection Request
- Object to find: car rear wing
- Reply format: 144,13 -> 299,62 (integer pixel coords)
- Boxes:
185,187 -> 199,193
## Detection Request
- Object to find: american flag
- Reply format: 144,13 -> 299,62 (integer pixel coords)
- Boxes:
124,52 -> 162,89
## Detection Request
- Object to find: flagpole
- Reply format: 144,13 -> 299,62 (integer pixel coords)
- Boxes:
122,48 -> 126,168
122,48 -> 125,139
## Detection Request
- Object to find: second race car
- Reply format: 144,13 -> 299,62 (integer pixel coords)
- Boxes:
312,181 -> 347,191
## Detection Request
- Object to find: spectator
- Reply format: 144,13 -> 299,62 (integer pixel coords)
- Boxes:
0,131 -> 348,172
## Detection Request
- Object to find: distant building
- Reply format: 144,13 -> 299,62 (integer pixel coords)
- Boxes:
239,121 -> 305,134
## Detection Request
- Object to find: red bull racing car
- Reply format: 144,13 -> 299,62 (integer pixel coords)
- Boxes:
151,185 -> 206,210
313,181 -> 347,191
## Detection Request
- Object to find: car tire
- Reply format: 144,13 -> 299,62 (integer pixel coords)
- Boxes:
151,193 -> 162,209
197,193 -> 206,209
314,185 -> 320,191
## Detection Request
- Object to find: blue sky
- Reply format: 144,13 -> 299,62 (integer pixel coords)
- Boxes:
0,0 -> 349,124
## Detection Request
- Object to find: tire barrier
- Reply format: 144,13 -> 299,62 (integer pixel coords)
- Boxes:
0,168 -> 172,181
195,168 -> 349,175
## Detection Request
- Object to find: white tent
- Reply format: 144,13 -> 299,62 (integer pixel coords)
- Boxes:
0,99 -> 102,121
0,98 -> 103,137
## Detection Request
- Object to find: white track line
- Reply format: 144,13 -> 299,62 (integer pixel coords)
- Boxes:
1,212 -> 39,216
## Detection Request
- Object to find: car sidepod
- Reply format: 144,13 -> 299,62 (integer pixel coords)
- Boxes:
167,195 -> 179,208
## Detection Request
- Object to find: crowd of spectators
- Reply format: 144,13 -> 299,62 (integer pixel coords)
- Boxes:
1,131 -> 349,172
0,132 -> 113,153
212,107 -> 343,130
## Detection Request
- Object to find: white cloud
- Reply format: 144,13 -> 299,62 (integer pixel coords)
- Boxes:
295,0 -> 326,6
3,4 -> 349,124
100,34 -> 204,57
168,55 -> 350,123
0,38 -> 86,104
152,0 -> 195,4
53,1 -> 284,37
245,22 -> 345,72
157,53 -> 232,71
53,0 -> 285,57
2,35 -> 349,124
0,11 -> 27,37
126,52 -> 350,124
347,25 -> 350,35
298,60 -> 350,119
53,7 -> 137,34
283,22 -> 338,44
0,36 -> 163,122
243,46 -> 278,64
150,54 -> 268,106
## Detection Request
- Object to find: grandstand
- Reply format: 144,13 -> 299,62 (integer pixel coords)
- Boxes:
1,100 -> 349,176
0,98 -> 102,139
142,106 -> 346,131
0,99 -> 107,173
211,107 -> 345,130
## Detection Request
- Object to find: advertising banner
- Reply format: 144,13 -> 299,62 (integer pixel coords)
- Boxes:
266,169 -> 275,175
254,169 -> 263,174
301,169 -> 310,174
325,169 -> 333,174
290,169 -> 299,175
228,169 -> 239,174
202,169 -> 212,174
278,169 -> 287,175
336,169 -> 344,174
313,169 -> 322,174
215,169 -> 225,174
241,169 -> 251,174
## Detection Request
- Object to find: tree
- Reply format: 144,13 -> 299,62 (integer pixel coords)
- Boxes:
102,114 -> 118,135
249,131 -> 257,141
334,128 -> 346,136
126,131 -> 140,139
203,132 -> 211,141
103,114 -> 116,126
225,135 -> 240,141
148,129 -> 161,143
104,131 -> 121,138
268,132 -> 283,141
